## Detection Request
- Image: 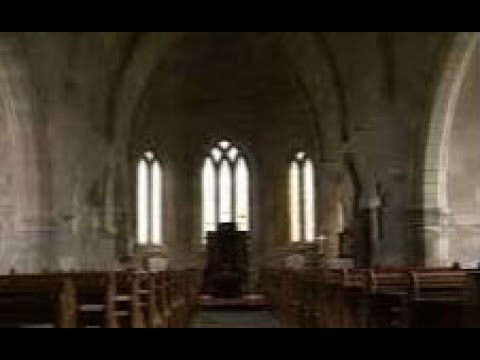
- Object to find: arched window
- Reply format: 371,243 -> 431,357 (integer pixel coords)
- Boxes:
202,140 -> 250,241
137,151 -> 162,246
289,152 -> 315,242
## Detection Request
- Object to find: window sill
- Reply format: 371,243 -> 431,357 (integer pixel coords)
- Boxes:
134,244 -> 168,256
282,242 -> 322,256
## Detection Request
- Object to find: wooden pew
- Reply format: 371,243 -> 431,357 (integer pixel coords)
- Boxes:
366,268 -> 469,328
166,271 -> 182,328
154,271 -> 172,328
72,272 -> 118,328
262,267 -> 474,328
0,269 -> 201,328
321,269 -> 347,328
261,268 -> 328,328
463,271 -> 480,327
340,269 -> 370,328
0,273 -> 75,328
267,270 -> 283,321
260,268 -> 286,324
151,270 -> 202,328
184,269 -> 201,323
116,271 -> 151,328
72,271 -> 154,328
284,270 -> 300,327
366,269 -> 411,327
408,270 -> 468,327
299,270 -> 322,328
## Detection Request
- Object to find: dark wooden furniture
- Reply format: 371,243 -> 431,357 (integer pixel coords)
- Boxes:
203,223 -> 249,298
0,269 -> 202,328
262,267 -> 475,328
0,274 -> 75,328
464,271 -> 480,327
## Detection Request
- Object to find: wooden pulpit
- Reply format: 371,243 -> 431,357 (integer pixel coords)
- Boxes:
203,223 -> 249,298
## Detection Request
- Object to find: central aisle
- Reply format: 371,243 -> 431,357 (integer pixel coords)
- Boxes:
189,310 -> 282,328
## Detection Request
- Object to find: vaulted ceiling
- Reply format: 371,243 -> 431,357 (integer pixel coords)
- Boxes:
18,32 -> 455,155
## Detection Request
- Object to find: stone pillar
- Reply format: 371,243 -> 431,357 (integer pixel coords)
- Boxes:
55,213 -> 77,271
421,207 -> 452,267
358,194 -> 382,267
316,161 -> 342,259
0,205 -> 15,274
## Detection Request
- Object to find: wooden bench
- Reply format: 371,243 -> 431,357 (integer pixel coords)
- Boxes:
260,268 -> 290,325
72,271 -> 126,328
366,269 -> 411,327
410,270 -> 467,302
261,267 -> 475,328
151,270 -> 202,328
338,269 -> 370,328
463,271 -> 480,327
318,269 -> 347,328
0,269 -> 202,328
0,273 -> 75,328
407,270 -> 468,327
298,270 -> 323,328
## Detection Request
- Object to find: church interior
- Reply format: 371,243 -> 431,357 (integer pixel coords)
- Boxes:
0,32 -> 478,328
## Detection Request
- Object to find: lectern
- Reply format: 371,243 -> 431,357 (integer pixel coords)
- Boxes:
203,223 -> 249,298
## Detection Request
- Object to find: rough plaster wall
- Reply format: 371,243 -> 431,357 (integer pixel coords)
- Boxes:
0,33 -> 51,274
0,33 -> 121,273
47,106 -> 114,271
0,98 -> 18,272
37,34 -> 117,271
447,41 -> 480,267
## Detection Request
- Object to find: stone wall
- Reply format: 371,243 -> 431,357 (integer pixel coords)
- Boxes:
0,32 -> 473,274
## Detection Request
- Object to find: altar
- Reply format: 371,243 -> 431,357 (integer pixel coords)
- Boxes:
203,223 -> 249,298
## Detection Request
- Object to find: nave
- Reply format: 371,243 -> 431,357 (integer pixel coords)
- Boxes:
0,32 -> 478,329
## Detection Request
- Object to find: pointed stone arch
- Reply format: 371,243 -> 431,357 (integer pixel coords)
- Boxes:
419,32 -> 479,266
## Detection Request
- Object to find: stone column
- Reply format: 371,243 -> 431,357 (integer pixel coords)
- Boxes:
316,161 -> 342,259
358,194 -> 382,267
0,205 -> 15,274
420,207 -> 452,267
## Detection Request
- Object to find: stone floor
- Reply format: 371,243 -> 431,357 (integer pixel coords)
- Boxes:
189,310 -> 282,328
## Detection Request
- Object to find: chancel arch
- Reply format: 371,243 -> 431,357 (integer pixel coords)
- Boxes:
421,32 -> 479,267
444,37 -> 479,267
